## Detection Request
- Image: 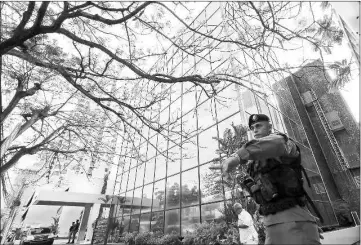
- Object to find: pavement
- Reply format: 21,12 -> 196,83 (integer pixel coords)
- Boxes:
51,226 -> 359,245
321,225 -> 360,245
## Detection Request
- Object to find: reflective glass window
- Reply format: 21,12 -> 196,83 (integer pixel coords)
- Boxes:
182,110 -> 198,138
122,216 -> 130,234
147,135 -> 158,160
215,85 -> 240,121
127,167 -> 136,190
132,187 -> 143,215
121,172 -> 129,194
200,163 -> 223,203
114,181 -> 121,195
124,190 -> 133,216
135,163 -> 145,188
167,144 -> 181,176
182,85 -> 196,114
141,183 -> 153,214
181,168 -> 200,207
144,159 -> 155,184
201,202 -> 224,223
241,90 -> 258,115
139,213 -> 151,233
129,214 -> 140,233
181,206 -> 200,235
166,174 -> 180,209
152,179 -> 165,211
198,127 -> 219,166
150,211 -> 164,233
196,99 -> 217,131
181,137 -> 198,171
164,209 -> 180,234
155,154 -> 167,181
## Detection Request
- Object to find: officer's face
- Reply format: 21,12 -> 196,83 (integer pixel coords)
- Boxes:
250,121 -> 271,138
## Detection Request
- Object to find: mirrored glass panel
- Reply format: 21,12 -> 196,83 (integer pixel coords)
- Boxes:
141,183 -> 153,214
167,143 -> 181,176
166,174 -> 180,209
135,163 -> 145,188
144,159 -> 155,185
150,211 -> 164,233
127,167 -> 136,190
139,213 -> 151,233
132,187 -> 143,215
152,179 -> 165,211
200,163 -> 223,203
154,154 -> 167,181
122,216 -> 130,234
164,209 -> 180,234
181,206 -> 200,235
198,127 -> 219,166
201,202 -> 224,223
181,137 -> 198,171
196,99 -> 217,132
181,168 -> 200,207
129,214 -> 140,233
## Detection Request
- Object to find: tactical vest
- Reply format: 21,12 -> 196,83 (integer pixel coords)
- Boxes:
243,133 -> 323,222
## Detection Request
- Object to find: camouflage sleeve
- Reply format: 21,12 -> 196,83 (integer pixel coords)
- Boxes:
235,133 -> 299,161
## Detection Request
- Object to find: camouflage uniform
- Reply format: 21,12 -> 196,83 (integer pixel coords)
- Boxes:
237,133 -> 321,244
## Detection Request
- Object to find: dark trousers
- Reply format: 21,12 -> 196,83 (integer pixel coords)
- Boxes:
72,230 -> 78,243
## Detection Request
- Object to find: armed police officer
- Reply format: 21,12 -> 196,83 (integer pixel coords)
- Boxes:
211,114 -> 323,244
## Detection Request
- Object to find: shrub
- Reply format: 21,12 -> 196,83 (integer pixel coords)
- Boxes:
124,232 -> 138,245
182,222 -> 240,245
158,232 -> 182,245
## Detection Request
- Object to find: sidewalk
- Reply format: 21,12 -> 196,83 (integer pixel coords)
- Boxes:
321,226 -> 360,245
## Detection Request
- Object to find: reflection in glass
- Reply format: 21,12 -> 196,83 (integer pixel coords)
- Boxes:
182,138 -> 198,170
122,216 -> 130,234
165,209 -> 180,234
181,206 -> 200,235
147,136 -> 158,160
127,167 -> 136,190
200,163 -> 223,203
153,180 -> 165,211
182,86 -> 196,114
214,85 -> 240,121
201,202 -> 224,223
121,172 -> 129,193
167,144 -> 181,176
182,110 -> 198,137
198,127 -> 219,165
132,188 -> 143,214
114,181 -> 121,195
141,184 -> 153,214
123,160 -> 131,172
181,168 -> 200,207
144,159 -> 155,184
196,99 -> 217,131
129,214 -> 140,233
151,211 -> 164,233
166,174 -> 180,209
123,190 -> 133,216
139,213 -> 151,233
135,163 -> 145,188
155,155 -> 167,181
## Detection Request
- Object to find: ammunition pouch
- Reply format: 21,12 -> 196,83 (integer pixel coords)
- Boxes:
243,174 -> 279,204
259,196 -> 306,216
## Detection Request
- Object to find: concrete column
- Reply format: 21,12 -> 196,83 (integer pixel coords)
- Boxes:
77,205 -> 92,243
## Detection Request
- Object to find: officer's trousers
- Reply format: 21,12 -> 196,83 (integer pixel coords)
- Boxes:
265,221 -> 321,245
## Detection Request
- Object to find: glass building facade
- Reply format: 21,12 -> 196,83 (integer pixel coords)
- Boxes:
105,2 -> 340,237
